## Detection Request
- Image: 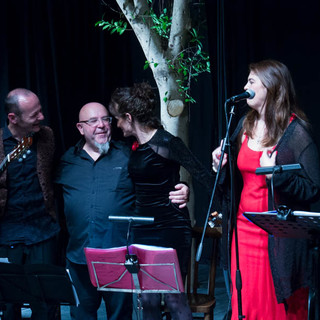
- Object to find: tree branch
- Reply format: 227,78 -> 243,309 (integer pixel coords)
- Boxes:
168,0 -> 190,57
116,0 -> 164,65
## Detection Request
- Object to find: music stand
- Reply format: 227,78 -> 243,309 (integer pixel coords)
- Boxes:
243,210 -> 320,320
0,263 -> 79,319
84,245 -> 184,293
85,244 -> 184,320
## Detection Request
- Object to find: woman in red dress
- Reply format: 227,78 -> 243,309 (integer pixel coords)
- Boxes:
212,60 -> 320,319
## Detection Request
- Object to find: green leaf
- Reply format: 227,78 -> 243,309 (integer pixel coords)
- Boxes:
144,60 -> 150,70
96,4 -> 210,106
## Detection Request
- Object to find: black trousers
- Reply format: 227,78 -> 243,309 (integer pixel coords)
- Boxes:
66,259 -> 132,320
0,237 -> 59,320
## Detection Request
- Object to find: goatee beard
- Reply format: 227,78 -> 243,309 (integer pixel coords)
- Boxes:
94,141 -> 110,155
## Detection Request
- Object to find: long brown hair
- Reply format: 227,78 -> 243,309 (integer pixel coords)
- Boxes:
243,60 -> 307,146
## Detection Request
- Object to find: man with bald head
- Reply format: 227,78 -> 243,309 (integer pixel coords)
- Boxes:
76,102 -> 112,160
0,88 -> 60,319
55,102 -> 189,320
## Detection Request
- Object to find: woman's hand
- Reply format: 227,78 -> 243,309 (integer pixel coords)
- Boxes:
260,148 -> 277,179
211,140 -> 228,172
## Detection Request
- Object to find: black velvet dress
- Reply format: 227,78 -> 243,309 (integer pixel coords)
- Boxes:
129,129 -> 213,278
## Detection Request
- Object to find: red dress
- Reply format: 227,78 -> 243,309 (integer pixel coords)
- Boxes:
230,135 -> 308,320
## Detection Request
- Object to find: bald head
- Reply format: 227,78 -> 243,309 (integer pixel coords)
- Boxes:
7,88 -> 34,98
5,88 -> 44,139
76,102 -> 112,157
79,102 -> 109,122
5,88 -> 37,115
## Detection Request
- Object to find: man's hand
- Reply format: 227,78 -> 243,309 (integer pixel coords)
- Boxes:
169,183 -> 190,209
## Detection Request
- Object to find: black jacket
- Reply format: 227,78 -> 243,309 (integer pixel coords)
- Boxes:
220,117 -> 320,303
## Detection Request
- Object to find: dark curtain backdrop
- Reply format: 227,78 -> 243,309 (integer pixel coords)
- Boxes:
0,0 -> 154,154
206,0 -> 320,210
0,0 -> 214,225
206,0 -> 320,143
1,0 -> 320,223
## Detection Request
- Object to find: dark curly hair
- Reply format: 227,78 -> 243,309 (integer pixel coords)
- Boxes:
109,82 -> 163,129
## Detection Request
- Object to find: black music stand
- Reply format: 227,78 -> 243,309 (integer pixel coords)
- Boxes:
0,263 -> 79,319
243,210 -> 320,320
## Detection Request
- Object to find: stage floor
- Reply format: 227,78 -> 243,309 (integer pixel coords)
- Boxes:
20,263 -> 229,319
59,263 -> 230,320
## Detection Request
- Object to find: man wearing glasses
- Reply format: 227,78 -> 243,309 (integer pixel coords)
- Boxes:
55,102 -> 189,320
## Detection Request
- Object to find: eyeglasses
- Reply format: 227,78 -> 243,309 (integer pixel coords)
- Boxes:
79,116 -> 113,126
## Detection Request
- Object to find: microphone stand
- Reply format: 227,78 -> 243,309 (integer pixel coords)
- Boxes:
196,103 -> 245,319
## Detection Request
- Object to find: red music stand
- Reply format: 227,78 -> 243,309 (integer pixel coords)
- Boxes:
85,244 -> 184,320
84,244 -> 184,294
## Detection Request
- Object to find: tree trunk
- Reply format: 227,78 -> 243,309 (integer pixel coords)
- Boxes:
115,0 -> 195,223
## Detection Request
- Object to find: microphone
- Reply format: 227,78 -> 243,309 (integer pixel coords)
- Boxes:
226,89 -> 255,104
255,163 -> 302,175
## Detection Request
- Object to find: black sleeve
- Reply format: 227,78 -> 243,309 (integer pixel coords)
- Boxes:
168,135 -> 215,192
273,141 -> 320,203
271,119 -> 320,206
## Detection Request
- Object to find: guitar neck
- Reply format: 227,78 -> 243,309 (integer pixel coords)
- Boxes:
0,136 -> 33,175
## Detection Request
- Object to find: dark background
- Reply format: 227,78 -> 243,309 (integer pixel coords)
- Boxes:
1,0 -> 320,222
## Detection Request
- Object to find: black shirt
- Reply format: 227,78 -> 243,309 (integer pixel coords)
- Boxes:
55,139 -> 135,264
0,126 -> 60,245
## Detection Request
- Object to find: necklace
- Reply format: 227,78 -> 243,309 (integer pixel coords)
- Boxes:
254,132 -> 265,145
254,121 -> 266,142
248,121 -> 266,150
